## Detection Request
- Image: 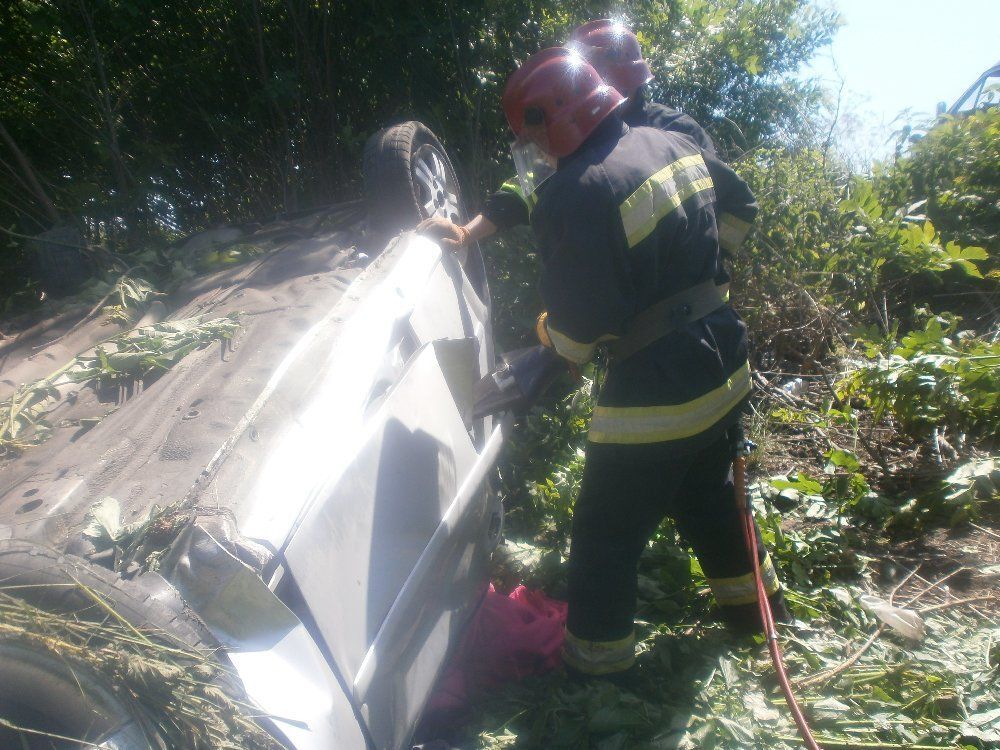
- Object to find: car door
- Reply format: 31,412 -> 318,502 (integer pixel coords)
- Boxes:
269,234 -> 502,749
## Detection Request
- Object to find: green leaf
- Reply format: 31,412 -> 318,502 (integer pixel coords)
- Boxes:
952,258 -> 984,277
771,473 -> 823,495
960,245 -> 989,260
82,496 -> 123,546
824,449 -> 861,473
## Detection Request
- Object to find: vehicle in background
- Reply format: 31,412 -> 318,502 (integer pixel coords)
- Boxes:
937,59 -> 1000,116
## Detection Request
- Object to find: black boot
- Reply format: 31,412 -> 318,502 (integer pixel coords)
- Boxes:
719,589 -> 790,636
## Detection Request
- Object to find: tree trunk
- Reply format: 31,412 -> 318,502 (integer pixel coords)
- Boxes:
77,0 -> 135,239
0,121 -> 60,225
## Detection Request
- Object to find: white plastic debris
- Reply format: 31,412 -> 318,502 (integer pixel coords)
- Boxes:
780,377 -> 805,397
859,594 -> 925,641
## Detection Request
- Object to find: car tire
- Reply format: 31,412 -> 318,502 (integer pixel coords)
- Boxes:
0,540 -> 213,648
0,540 -> 216,748
363,121 -> 467,237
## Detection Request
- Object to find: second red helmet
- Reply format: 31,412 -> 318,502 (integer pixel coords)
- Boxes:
569,19 -> 654,97
502,47 -> 624,158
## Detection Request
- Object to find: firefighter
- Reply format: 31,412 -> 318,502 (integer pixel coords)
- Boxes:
568,19 -> 717,154
418,21 -> 753,278
501,47 -> 788,678
567,19 -> 756,265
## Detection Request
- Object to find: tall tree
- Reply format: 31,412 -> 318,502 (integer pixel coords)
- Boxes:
0,0 -> 837,273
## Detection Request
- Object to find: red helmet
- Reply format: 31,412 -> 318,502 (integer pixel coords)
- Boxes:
502,47 -> 624,158
569,19 -> 654,97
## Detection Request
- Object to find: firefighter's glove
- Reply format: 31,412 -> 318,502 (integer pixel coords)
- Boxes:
416,217 -> 469,250
537,312 -> 582,380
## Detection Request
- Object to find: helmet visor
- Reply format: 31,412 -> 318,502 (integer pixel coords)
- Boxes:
510,137 -> 557,200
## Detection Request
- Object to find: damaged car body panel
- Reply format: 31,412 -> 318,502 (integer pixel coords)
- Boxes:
158,522 -> 369,749
280,339 -> 506,749
0,221 -> 503,749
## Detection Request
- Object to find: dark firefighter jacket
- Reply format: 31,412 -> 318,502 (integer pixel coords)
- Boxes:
532,116 -> 756,452
629,91 -> 716,155
484,97 -> 754,258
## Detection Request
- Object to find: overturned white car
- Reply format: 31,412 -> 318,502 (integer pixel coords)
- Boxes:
0,122 -> 506,750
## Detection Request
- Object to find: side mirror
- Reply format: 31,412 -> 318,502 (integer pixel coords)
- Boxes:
935,101 -> 946,116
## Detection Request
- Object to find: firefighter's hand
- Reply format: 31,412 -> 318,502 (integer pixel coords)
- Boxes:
535,311 -> 554,349
416,217 -> 469,250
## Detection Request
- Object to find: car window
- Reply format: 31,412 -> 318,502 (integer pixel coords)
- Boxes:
953,82 -> 982,114
976,76 -> 1000,109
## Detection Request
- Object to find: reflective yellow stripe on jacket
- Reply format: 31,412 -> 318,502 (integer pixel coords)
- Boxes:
619,154 -> 714,248
544,318 -> 618,365
718,212 -> 752,253
589,362 -> 751,443
500,177 -> 538,215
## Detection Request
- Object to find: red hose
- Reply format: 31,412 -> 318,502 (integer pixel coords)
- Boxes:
734,453 -> 822,750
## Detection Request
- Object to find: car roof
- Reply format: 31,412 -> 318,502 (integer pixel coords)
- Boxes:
0,208 -> 366,547
948,59 -> 1000,114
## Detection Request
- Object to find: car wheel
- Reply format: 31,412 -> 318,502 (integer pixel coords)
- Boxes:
362,120 -> 492,303
0,540 -> 216,748
363,121 -> 467,237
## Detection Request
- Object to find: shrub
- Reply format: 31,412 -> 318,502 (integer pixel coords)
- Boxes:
878,108 -> 1000,257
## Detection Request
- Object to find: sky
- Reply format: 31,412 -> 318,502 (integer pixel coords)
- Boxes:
802,0 -> 999,165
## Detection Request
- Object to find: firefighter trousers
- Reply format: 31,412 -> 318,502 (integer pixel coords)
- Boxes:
563,431 -> 786,676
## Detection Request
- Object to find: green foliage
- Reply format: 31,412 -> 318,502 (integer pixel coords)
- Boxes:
499,378 -> 594,547
735,147 -> 994,364
733,147 -> 848,362
771,448 -> 876,513
754,497 -> 864,589
103,276 -> 161,325
765,445 -> 900,528
838,182 -> 988,279
483,229 -> 545,352
879,108 -> 1000,256
472,512 -> 998,750
0,586 -> 283,750
76,315 -> 241,385
887,458 -> 1000,529
0,0 -> 837,290
829,182 -> 991,326
841,315 -> 1000,441
641,0 -> 838,154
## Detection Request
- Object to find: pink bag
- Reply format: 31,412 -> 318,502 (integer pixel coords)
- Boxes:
427,585 -> 568,714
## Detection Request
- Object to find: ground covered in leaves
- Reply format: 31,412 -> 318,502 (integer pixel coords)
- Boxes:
444,378 -> 999,750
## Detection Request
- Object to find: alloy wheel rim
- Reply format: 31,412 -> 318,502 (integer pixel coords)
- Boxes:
413,145 -> 460,223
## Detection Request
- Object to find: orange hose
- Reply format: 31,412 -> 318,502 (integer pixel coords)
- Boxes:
734,453 -> 822,750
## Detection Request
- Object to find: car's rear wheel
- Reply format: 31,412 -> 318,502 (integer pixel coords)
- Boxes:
0,540 -> 215,748
363,120 -> 491,303
363,121 -> 467,237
